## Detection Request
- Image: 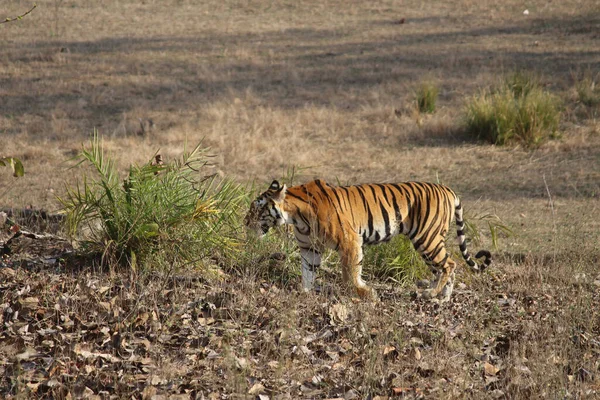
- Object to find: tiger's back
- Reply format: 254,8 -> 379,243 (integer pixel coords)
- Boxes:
295,180 -> 456,247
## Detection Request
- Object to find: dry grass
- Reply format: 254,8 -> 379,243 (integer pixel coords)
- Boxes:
1,0 -> 600,398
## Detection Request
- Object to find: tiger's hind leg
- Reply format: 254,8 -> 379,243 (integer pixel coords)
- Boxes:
439,271 -> 455,303
420,243 -> 457,303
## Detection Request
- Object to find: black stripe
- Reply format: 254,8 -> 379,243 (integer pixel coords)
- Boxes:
387,186 -> 403,233
368,185 -> 389,242
418,223 -> 444,254
380,201 -> 391,239
333,207 -> 344,232
392,183 -> 411,233
330,187 -> 344,210
409,183 -> 428,241
416,183 -> 442,243
315,180 -> 332,203
368,185 -> 379,203
356,186 -> 374,238
427,242 -> 445,262
286,191 -> 307,202
340,186 -> 356,226
436,253 -> 449,268
375,184 -> 390,205
405,183 -> 421,238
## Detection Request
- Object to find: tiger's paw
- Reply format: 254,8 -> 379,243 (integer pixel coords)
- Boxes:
356,286 -> 378,302
421,288 -> 435,300
416,279 -> 431,289
421,288 -> 450,304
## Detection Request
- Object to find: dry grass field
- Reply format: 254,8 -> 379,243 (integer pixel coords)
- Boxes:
1,0 -> 600,398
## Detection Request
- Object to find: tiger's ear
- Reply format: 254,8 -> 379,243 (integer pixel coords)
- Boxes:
273,183 -> 287,202
269,180 -> 281,191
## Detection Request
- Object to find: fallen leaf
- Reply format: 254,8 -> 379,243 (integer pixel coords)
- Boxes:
329,303 -> 349,325
19,297 -> 39,309
413,347 -> 422,361
248,382 -> 265,395
484,362 -> 500,376
383,345 -> 398,358
392,387 -> 420,395
142,385 -> 157,399
74,344 -> 120,363
15,348 -> 39,361
235,356 -> 248,370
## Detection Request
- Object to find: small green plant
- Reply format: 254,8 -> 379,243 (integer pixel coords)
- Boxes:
59,132 -> 245,269
464,72 -> 561,147
464,212 -> 514,251
415,82 -> 439,114
575,71 -> 600,108
0,157 -> 24,177
505,71 -> 538,98
363,235 -> 429,285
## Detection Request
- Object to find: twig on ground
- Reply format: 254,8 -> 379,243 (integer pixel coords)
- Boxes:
1,4 -> 37,24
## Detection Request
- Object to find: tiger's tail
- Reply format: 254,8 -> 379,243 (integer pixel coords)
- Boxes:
454,198 -> 492,272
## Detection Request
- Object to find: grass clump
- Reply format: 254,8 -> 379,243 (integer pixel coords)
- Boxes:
363,235 -> 429,285
575,71 -> 600,108
59,132 -> 245,270
415,81 -> 439,114
464,72 -> 561,147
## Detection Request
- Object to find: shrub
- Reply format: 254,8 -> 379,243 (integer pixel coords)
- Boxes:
59,133 -> 245,270
415,82 -> 439,114
464,72 -> 560,147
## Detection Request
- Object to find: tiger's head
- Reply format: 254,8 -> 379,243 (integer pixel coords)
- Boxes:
244,180 -> 288,237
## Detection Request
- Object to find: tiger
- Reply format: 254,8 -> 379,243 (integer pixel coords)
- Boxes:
244,179 -> 491,302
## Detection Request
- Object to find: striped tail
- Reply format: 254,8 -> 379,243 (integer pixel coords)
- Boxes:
454,199 -> 492,272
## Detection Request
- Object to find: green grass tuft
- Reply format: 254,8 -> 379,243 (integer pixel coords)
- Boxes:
415,82 -> 439,114
363,235 -> 429,286
464,72 -> 561,147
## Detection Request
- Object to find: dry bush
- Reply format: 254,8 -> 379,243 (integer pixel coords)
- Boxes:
464,72 -> 561,147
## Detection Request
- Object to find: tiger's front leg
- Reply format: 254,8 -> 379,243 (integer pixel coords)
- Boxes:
338,238 -> 377,300
300,248 -> 321,291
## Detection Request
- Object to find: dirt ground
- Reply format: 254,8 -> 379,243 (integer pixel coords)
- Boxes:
1,0 -> 599,398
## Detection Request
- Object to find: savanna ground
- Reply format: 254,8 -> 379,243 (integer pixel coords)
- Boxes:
1,0 -> 600,398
